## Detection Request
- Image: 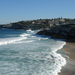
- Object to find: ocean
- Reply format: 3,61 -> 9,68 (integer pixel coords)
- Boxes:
0,28 -> 66,75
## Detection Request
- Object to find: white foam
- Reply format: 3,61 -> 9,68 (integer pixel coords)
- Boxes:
20,33 -> 30,37
0,37 -> 27,45
14,40 -> 35,44
0,30 -> 67,75
0,41 -> 66,75
49,41 -> 66,75
26,29 -> 34,33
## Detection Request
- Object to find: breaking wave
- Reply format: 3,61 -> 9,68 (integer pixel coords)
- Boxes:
0,37 -> 27,45
0,29 -> 66,75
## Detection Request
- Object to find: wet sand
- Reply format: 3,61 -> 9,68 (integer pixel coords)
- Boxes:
58,43 -> 75,75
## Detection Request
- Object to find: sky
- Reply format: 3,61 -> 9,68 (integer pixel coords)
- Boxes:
0,0 -> 75,24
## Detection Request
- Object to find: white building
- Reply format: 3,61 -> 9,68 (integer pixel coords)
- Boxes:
48,20 -> 54,26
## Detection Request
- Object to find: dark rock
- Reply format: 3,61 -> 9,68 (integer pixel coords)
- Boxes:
36,24 -> 75,42
37,30 -> 48,35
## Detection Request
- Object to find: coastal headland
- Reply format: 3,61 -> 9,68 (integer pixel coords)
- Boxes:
0,18 -> 75,30
36,24 -> 75,42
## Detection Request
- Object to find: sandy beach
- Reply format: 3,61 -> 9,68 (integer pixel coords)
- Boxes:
58,42 -> 75,75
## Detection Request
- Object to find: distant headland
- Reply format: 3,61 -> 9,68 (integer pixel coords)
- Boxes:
0,17 -> 75,30
0,18 -> 75,42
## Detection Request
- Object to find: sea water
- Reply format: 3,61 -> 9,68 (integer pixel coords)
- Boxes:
0,28 -> 66,75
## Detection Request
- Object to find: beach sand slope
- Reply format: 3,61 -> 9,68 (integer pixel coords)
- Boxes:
59,43 -> 75,75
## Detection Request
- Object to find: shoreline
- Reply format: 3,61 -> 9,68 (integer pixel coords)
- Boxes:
58,42 -> 75,75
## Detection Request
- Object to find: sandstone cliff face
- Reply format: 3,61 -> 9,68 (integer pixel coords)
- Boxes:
36,24 -> 75,42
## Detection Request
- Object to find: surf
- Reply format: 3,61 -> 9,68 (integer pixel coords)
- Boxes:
0,29 -> 66,75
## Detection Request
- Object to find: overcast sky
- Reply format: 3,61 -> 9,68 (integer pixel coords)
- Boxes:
0,0 -> 75,24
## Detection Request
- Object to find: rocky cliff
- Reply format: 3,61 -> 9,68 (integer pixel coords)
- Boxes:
36,24 -> 75,42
